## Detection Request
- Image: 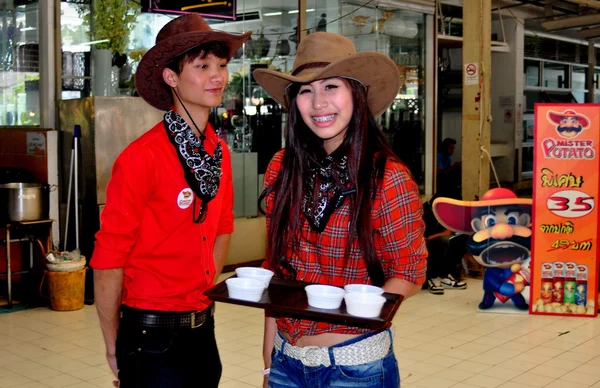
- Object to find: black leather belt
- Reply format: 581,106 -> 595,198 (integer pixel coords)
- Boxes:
122,304 -> 215,329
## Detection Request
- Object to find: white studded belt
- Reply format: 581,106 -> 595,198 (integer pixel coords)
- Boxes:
273,328 -> 393,367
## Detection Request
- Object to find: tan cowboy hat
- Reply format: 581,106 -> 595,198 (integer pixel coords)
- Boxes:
253,32 -> 399,117
136,13 -> 251,111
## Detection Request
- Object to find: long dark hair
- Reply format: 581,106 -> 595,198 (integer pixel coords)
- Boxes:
258,78 -> 400,287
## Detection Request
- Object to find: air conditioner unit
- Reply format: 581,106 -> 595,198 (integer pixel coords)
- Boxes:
236,10 -> 261,21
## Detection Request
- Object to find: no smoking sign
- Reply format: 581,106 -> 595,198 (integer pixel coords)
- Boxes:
464,63 -> 479,86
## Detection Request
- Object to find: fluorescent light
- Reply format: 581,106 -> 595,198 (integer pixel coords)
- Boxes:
77,39 -> 110,46
288,8 -> 314,14
20,27 -> 36,31
263,11 -> 282,16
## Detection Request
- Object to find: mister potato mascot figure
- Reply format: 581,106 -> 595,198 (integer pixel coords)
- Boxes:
433,188 -> 533,310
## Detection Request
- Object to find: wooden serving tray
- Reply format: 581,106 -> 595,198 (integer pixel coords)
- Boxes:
204,276 -> 404,329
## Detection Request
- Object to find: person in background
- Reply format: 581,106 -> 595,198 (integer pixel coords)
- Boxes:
437,137 -> 458,173
422,187 -> 468,295
90,14 -> 250,388
254,32 -> 428,388
437,137 -> 461,196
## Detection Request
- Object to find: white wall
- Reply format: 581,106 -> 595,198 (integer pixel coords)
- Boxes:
490,17 -> 524,183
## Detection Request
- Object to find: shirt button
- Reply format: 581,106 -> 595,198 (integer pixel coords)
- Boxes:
203,236 -> 206,241
137,348 -> 141,352
142,330 -> 146,335
206,270 -> 210,275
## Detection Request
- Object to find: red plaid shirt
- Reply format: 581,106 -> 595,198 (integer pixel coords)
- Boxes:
263,150 -> 427,344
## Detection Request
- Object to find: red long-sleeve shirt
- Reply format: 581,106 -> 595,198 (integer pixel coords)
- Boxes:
263,150 -> 427,343
90,120 -> 234,312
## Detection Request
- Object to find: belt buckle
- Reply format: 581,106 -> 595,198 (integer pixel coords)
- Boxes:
300,346 -> 326,367
190,311 -> 205,329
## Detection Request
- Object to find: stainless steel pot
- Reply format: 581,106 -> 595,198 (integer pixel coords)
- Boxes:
0,182 -> 49,222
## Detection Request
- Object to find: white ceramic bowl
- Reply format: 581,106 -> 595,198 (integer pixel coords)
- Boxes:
343,284 -> 384,295
226,277 -> 265,302
344,292 -> 386,318
305,285 -> 345,309
235,267 -> 274,289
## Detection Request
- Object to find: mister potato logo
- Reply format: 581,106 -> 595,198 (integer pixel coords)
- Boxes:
177,188 -> 194,209
547,109 -> 590,139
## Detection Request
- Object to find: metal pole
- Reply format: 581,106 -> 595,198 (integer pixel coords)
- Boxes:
6,226 -> 11,308
74,125 -> 81,250
63,148 -> 74,251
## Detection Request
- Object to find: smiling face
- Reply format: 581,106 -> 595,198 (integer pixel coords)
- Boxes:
557,116 -> 583,138
468,205 -> 532,268
164,53 -> 228,111
295,77 -> 354,154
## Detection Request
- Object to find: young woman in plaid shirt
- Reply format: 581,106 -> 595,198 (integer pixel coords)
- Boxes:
254,32 -> 428,388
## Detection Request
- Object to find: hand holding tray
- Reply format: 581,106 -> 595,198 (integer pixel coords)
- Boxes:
204,275 -> 404,329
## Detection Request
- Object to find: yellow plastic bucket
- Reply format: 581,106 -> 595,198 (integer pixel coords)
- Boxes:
43,268 -> 86,311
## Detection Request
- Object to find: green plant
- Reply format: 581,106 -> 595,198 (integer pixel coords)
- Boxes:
78,0 -> 140,55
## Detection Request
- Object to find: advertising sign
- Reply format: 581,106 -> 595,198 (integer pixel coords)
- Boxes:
530,104 -> 600,316
142,0 -> 237,20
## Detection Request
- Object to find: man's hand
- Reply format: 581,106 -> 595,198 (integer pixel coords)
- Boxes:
106,351 -> 119,386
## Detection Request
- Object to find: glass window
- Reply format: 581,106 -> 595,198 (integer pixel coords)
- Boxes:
386,10 -> 426,193
61,2 -> 91,100
572,91 -> 585,103
524,60 -> 540,87
543,62 -> 569,88
523,117 -> 534,143
572,66 -> 586,90
0,1 -> 40,126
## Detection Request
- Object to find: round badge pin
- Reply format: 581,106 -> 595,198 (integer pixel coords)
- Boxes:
177,188 -> 194,209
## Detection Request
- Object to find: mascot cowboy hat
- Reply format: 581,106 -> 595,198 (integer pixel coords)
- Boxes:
432,188 -> 532,234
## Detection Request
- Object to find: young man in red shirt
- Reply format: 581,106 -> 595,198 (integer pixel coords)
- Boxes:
90,14 -> 250,388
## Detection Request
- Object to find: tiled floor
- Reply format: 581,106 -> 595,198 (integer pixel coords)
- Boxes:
2,276 -> 600,387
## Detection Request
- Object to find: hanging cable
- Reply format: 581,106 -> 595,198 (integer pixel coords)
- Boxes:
480,146 -> 501,188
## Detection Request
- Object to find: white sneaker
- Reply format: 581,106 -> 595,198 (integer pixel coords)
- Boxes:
440,275 -> 467,289
427,278 -> 444,295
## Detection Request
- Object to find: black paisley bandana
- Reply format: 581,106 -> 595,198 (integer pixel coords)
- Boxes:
164,110 -> 222,222
302,154 -> 354,232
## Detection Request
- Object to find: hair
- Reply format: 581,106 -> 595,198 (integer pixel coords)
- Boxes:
166,41 -> 231,75
258,78 -> 400,287
440,137 -> 456,153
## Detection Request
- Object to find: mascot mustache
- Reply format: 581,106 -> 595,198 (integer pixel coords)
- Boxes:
557,125 -> 582,133
467,235 -> 531,256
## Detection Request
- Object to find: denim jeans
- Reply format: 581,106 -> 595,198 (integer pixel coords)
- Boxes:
116,306 -> 221,388
268,329 -> 400,388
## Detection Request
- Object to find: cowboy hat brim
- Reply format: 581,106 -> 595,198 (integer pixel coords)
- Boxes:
136,30 -> 251,111
547,111 -> 590,128
252,52 -> 399,118
432,197 -> 533,234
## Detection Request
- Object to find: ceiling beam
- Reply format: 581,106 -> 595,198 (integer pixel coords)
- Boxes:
564,0 -> 600,11
544,0 -> 583,13
578,25 -> 600,38
541,12 -> 600,29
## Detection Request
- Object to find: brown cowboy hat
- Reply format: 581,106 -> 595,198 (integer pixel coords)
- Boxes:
547,109 -> 590,128
253,32 -> 399,117
136,13 -> 251,111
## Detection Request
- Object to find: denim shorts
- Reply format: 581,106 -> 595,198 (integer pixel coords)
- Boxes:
268,329 -> 400,388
